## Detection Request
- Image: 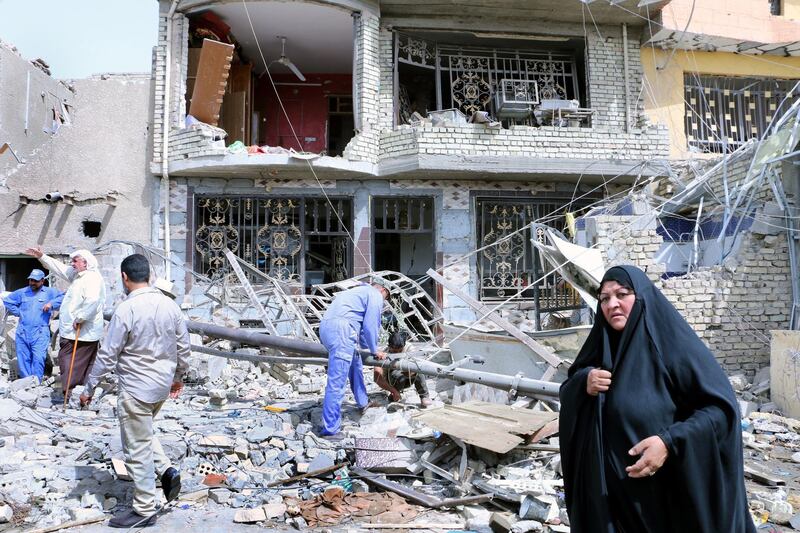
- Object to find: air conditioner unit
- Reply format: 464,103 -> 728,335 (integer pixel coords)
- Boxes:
495,79 -> 539,119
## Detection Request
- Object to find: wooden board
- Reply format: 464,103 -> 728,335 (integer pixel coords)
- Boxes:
188,39 -> 234,126
413,401 -> 558,454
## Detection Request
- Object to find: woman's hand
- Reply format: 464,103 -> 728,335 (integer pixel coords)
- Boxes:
626,436 -> 668,478
586,368 -> 612,396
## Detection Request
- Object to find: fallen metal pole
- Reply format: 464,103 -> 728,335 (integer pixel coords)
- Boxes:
191,344 -> 328,366
188,320 -> 327,356
188,321 -> 560,398
351,466 -> 493,508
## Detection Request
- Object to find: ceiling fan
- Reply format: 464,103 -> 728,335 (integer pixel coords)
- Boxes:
269,36 -> 306,82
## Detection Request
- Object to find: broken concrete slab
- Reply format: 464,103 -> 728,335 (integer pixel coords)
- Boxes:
197,435 -> 234,448
233,505 -> 267,523
0,398 -> 20,421
770,330 -> 800,418
354,438 -> 417,473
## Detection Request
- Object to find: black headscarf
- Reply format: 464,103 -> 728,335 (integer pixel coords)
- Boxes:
559,265 -> 755,533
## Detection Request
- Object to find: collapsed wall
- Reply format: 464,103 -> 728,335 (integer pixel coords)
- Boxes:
586,211 -> 792,376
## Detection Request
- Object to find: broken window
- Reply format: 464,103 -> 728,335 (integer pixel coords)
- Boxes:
396,32 -> 585,127
195,196 -> 352,288
185,5 -> 355,152
372,197 -> 435,295
684,74 -> 798,154
477,197 -> 589,328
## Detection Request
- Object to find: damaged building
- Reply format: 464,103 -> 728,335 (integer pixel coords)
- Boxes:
147,0 -> 799,377
152,0 -> 669,337
0,39 -> 156,296
1,0 -> 800,530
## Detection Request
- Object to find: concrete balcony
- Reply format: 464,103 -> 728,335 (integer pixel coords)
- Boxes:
377,123 -> 671,179
163,120 -> 670,180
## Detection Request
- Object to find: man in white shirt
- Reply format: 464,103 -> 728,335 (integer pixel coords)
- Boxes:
26,247 -> 107,396
79,254 -> 190,528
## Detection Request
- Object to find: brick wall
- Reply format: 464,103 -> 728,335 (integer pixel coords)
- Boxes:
152,9 -> 188,166
586,25 -> 641,131
380,122 -> 669,161
586,214 -> 793,376
343,13 -> 382,164
169,124 -> 227,161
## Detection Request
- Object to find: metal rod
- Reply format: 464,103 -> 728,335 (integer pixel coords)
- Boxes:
351,466 -> 492,508
191,344 -> 328,366
188,320 -> 328,356
690,196 -> 704,272
187,321 -> 561,398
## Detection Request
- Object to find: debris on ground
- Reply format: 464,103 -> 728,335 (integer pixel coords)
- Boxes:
0,267 -> 797,532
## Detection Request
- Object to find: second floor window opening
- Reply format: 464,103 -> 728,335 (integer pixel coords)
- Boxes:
396,32 -> 586,128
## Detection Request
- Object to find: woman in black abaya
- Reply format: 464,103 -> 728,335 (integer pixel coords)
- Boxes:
559,265 -> 755,533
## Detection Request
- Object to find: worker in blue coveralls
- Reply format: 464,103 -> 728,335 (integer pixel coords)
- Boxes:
3,269 -> 63,381
318,282 -> 389,440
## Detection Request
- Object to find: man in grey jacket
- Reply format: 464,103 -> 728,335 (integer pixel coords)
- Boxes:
80,254 -> 190,528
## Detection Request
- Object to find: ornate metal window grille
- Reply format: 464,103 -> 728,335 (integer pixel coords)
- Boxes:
396,33 -> 580,125
684,74 -> 798,154
477,197 -> 589,320
195,196 -> 352,285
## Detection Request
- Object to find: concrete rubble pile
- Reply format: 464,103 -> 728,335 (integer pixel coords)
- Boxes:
1,339 -> 799,531
730,370 -> 800,530
0,334 -> 570,532
0,267 -> 797,532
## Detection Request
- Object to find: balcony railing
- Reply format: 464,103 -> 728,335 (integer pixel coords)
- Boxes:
397,33 -> 582,127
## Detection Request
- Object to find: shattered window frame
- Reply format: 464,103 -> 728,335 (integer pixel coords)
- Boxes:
194,195 -> 353,288
684,74 -> 798,154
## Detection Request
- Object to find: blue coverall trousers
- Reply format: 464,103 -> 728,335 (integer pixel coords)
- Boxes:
319,318 -> 369,435
16,325 -> 51,381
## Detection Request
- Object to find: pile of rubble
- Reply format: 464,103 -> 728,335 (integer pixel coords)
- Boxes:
0,339 -> 569,533
731,369 -> 800,531
1,324 -> 799,531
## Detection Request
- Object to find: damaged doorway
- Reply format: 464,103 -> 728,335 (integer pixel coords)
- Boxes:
0,257 -> 48,293
372,196 -> 435,294
327,95 -> 354,156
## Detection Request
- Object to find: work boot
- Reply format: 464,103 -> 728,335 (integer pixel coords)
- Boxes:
108,509 -> 157,528
161,467 -> 181,502
420,397 -> 432,408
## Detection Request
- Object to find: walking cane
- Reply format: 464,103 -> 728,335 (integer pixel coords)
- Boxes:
63,323 -> 81,412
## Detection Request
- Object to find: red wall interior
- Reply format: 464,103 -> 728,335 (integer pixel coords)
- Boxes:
255,73 -> 353,154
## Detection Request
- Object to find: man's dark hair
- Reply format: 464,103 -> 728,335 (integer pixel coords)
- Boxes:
120,254 -> 151,283
388,330 -> 409,351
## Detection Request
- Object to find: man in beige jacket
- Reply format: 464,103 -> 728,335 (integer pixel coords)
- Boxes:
80,253 -> 189,528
